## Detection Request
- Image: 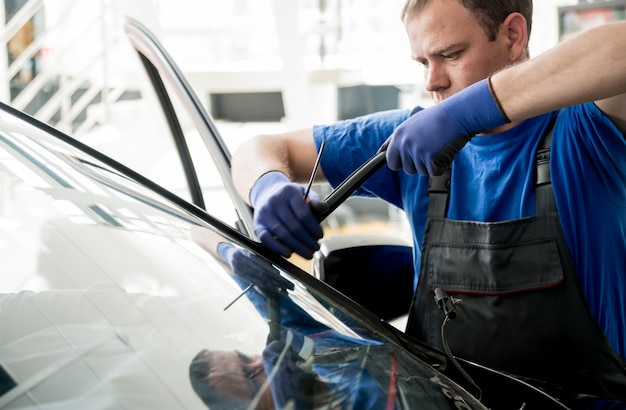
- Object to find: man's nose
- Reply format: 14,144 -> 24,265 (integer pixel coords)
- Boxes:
424,62 -> 449,93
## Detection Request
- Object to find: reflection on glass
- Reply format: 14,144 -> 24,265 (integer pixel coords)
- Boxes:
189,226 -> 473,409
0,110 -> 483,409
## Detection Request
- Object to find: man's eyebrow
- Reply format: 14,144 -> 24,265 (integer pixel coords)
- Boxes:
414,42 -> 466,60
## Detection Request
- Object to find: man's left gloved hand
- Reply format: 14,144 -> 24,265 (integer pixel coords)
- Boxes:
217,242 -> 294,293
250,171 -> 325,259
383,78 -> 510,176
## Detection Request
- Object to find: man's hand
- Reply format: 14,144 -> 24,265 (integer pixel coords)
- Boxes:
217,242 -> 294,292
384,78 -> 509,176
250,171 -> 325,259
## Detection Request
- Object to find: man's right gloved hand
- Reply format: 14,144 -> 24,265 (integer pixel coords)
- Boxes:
383,78 -> 510,176
250,171 -> 325,259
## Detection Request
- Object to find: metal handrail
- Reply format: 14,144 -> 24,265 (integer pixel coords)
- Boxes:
0,0 -> 128,136
0,0 -> 42,46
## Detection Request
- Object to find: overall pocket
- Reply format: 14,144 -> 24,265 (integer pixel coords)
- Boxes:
410,216 -> 571,379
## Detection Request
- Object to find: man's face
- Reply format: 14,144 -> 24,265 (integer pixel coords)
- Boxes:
406,0 -> 511,103
206,350 -> 275,409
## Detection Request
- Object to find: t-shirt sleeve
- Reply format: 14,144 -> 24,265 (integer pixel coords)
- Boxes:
554,102 -> 626,207
551,102 -> 626,360
312,108 -> 420,207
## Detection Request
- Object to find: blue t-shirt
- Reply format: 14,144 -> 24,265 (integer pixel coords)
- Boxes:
312,102 -> 626,361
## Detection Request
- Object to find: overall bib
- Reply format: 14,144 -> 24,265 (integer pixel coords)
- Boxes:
405,129 -> 626,400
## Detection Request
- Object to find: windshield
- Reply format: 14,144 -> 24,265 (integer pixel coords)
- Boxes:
0,106 -> 483,409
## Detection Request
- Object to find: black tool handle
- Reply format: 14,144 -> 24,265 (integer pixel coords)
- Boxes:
311,150 -> 387,222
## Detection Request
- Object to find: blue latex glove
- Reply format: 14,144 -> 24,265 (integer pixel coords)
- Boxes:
384,78 -> 509,176
217,242 -> 294,292
250,171 -> 325,259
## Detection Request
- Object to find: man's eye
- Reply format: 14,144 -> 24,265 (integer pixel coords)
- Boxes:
442,52 -> 459,60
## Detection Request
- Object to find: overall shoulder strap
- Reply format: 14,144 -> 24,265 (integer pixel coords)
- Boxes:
426,168 -> 451,218
535,119 -> 556,215
427,117 -> 557,217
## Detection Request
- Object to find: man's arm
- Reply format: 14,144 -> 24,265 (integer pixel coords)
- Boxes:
492,21 -> 626,133
231,129 -> 328,259
386,21 -> 626,176
232,129 -> 325,206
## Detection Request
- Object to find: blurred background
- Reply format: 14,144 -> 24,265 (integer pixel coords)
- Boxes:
1,0 -> 624,247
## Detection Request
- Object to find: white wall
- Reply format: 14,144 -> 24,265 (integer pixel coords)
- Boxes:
531,0 -> 578,57
33,0 -> 579,131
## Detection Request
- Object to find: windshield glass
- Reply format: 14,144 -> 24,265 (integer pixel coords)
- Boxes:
0,106 -> 483,409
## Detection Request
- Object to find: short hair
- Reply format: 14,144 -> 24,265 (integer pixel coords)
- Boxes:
400,0 -> 533,41
189,349 -> 247,410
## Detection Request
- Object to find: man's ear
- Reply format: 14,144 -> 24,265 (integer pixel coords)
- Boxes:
500,12 -> 528,62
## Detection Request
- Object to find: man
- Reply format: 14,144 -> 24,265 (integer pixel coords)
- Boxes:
231,0 -> 626,400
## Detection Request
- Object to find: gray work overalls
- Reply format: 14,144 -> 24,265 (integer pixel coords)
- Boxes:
406,125 -> 626,400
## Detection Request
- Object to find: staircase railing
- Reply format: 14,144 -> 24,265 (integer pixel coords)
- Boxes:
0,0 -> 130,136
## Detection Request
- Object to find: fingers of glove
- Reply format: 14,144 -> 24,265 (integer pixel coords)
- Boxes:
218,242 -> 294,289
430,134 -> 471,175
386,120 -> 425,174
253,184 -> 303,256
288,192 -> 324,243
385,136 -> 402,171
257,227 -> 293,257
415,158 -> 428,176
267,219 -> 320,260
232,251 -> 294,291
255,209 -> 320,259
216,242 -> 238,263
387,105 -> 468,176
401,146 -> 419,175
385,132 -> 419,175
253,184 -> 322,258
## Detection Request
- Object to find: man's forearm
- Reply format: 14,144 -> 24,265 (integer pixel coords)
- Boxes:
491,21 -> 626,129
232,129 -> 323,205
232,135 -> 293,205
